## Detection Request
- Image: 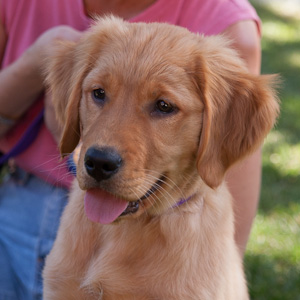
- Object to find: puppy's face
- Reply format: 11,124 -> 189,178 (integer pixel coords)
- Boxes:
77,34 -> 203,221
47,17 -> 279,223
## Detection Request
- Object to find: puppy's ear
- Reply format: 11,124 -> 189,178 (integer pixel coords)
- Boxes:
45,28 -> 104,156
45,40 -> 84,156
45,16 -> 128,156
195,36 -> 279,188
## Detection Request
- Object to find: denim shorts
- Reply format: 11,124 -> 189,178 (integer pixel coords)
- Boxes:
0,167 -> 68,300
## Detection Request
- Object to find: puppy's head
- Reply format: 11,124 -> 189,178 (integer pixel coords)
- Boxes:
46,16 -> 279,223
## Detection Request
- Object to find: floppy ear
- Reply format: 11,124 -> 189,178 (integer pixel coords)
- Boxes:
45,26 -> 107,156
45,16 -> 129,156
195,36 -> 279,188
45,40 -> 83,156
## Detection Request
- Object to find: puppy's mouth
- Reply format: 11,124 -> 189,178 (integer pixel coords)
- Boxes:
120,176 -> 165,217
84,176 -> 165,224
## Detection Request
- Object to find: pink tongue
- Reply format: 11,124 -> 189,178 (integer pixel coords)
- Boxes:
84,189 -> 129,224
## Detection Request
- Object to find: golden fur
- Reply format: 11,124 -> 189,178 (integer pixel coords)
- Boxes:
43,16 -> 279,299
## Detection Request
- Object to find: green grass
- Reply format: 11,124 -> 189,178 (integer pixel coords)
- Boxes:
246,2 -> 300,299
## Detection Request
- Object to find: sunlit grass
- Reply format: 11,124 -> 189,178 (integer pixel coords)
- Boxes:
287,52 -> 300,67
264,131 -> 300,177
258,0 -> 300,20
262,21 -> 299,43
249,213 -> 300,262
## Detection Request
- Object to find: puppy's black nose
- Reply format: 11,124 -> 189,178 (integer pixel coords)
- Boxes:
84,147 -> 122,181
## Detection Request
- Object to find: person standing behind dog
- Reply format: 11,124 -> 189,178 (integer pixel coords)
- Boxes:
0,0 -> 261,299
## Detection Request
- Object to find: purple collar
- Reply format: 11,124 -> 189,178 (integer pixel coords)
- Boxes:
173,195 -> 193,208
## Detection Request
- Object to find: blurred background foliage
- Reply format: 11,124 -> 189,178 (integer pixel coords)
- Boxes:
246,1 -> 300,299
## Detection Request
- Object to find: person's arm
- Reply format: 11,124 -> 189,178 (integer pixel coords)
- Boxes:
222,20 -> 262,256
0,17 -> 33,135
0,24 -> 82,137
0,44 -> 44,135
223,20 -> 261,74
0,17 -> 6,65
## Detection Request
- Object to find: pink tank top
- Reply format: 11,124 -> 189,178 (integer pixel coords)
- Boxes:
0,0 -> 260,189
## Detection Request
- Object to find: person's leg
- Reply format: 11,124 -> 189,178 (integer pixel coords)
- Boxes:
0,242 -> 18,300
0,167 -> 68,300
226,148 -> 261,256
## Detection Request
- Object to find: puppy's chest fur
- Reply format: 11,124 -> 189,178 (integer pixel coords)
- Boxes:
65,183 -> 244,300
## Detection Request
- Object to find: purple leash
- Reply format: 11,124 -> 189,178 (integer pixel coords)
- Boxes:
0,109 -> 44,165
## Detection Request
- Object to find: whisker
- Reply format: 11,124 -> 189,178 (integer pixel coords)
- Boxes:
31,155 -> 62,171
120,168 -> 189,214
144,170 -> 186,201
141,176 -> 179,212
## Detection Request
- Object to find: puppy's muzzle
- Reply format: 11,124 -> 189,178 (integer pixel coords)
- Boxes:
84,147 -> 123,181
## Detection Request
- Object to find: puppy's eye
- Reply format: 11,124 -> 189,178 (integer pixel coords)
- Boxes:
92,88 -> 106,102
156,100 -> 174,114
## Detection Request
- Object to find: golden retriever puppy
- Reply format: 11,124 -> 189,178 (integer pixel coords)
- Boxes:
43,16 -> 279,299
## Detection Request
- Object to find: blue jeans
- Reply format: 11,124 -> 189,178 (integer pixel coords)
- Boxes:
0,168 -> 68,300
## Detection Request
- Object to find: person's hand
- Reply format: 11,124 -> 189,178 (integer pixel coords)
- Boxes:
0,26 -> 83,137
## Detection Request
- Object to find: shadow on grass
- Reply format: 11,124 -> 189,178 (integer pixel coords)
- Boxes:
245,253 -> 300,300
260,163 -> 300,214
261,40 -> 300,98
